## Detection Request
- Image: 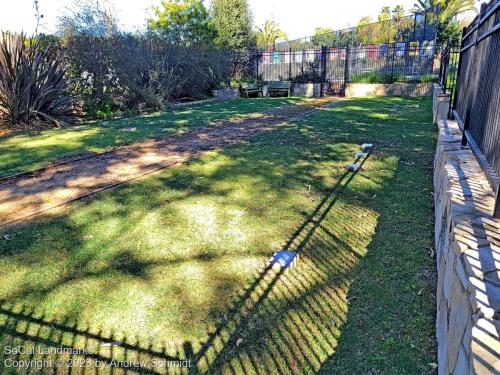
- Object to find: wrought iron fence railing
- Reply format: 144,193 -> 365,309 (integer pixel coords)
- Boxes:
273,6 -> 440,50
438,44 -> 460,116
251,42 -> 439,95
451,0 -> 500,217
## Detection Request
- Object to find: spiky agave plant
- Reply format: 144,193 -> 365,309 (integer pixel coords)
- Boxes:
0,32 -> 75,129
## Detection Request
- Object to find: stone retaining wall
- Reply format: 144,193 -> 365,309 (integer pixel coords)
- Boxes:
212,88 -> 240,100
346,82 -> 433,97
292,83 -> 324,97
433,92 -> 500,373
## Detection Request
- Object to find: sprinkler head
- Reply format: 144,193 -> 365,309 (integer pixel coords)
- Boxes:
361,143 -> 374,151
347,163 -> 361,172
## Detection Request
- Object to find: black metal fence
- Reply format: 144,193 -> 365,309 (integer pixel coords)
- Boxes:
348,43 -> 436,81
451,0 -> 500,216
253,42 -> 438,94
438,44 -> 460,116
274,6 -> 439,50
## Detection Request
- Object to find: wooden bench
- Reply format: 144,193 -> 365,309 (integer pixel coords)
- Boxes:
268,81 -> 292,97
240,82 -> 263,98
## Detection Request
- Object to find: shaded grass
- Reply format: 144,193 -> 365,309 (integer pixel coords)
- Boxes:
0,97 -> 436,373
0,97 -> 304,178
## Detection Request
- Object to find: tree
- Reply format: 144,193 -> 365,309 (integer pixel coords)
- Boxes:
57,0 -> 118,37
412,0 -> 477,44
392,5 -> 405,19
413,0 -> 476,22
210,0 -> 254,50
311,27 -> 336,47
377,7 -> 393,42
357,16 -> 373,26
378,6 -> 391,22
148,0 -> 216,46
255,20 -> 287,49
391,5 -> 407,42
436,17 -> 463,43
391,5 -> 413,41
355,16 -> 374,44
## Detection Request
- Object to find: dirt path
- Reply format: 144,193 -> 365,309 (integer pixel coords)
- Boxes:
0,97 -> 336,228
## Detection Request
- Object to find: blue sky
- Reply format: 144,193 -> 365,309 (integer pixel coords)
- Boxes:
0,0 -> 482,39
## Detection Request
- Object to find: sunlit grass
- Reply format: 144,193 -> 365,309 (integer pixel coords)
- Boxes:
0,97 -> 304,178
0,97 -> 436,373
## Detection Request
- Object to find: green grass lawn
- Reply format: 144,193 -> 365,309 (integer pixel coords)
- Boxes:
0,97 -> 304,178
0,97 -> 436,374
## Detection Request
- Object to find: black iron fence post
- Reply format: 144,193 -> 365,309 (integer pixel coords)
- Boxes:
320,45 -> 327,97
413,13 -> 417,41
343,44 -> 350,93
438,47 -> 445,87
429,46 -> 435,75
495,190 -> 500,218
423,9 -> 428,41
442,45 -> 450,93
301,49 -> 305,74
288,48 -> 292,80
452,28 -> 466,136
390,43 -> 396,83
256,51 -> 259,80
443,52 -> 448,93
461,3 -> 484,146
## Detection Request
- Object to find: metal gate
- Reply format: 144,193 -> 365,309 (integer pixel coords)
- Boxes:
323,47 -> 347,96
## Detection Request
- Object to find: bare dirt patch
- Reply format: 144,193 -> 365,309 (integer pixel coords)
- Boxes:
0,97 -> 337,227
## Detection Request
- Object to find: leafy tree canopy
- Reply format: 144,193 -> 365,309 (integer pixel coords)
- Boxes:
311,27 -> 336,47
148,0 -> 217,46
57,0 -> 119,37
413,0 -> 477,44
211,0 -> 254,49
255,20 -> 287,49
392,5 -> 405,19
378,6 -> 391,22
357,16 -> 374,27
413,0 -> 476,22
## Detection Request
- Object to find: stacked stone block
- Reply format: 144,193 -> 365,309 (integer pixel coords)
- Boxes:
434,116 -> 500,374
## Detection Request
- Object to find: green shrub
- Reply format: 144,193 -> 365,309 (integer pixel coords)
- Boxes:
420,74 -> 439,83
293,62 -> 321,84
229,75 -> 260,89
350,73 -> 392,83
110,36 -> 178,110
87,99 -> 116,119
63,35 -> 236,111
350,72 -> 438,84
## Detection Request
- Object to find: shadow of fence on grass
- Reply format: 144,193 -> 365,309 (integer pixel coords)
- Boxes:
192,155 -> 372,374
0,154 -> 372,374
0,303 -> 190,374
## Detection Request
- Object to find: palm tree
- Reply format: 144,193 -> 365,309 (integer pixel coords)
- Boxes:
392,5 -> 406,20
413,0 -> 476,22
256,20 -> 287,50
